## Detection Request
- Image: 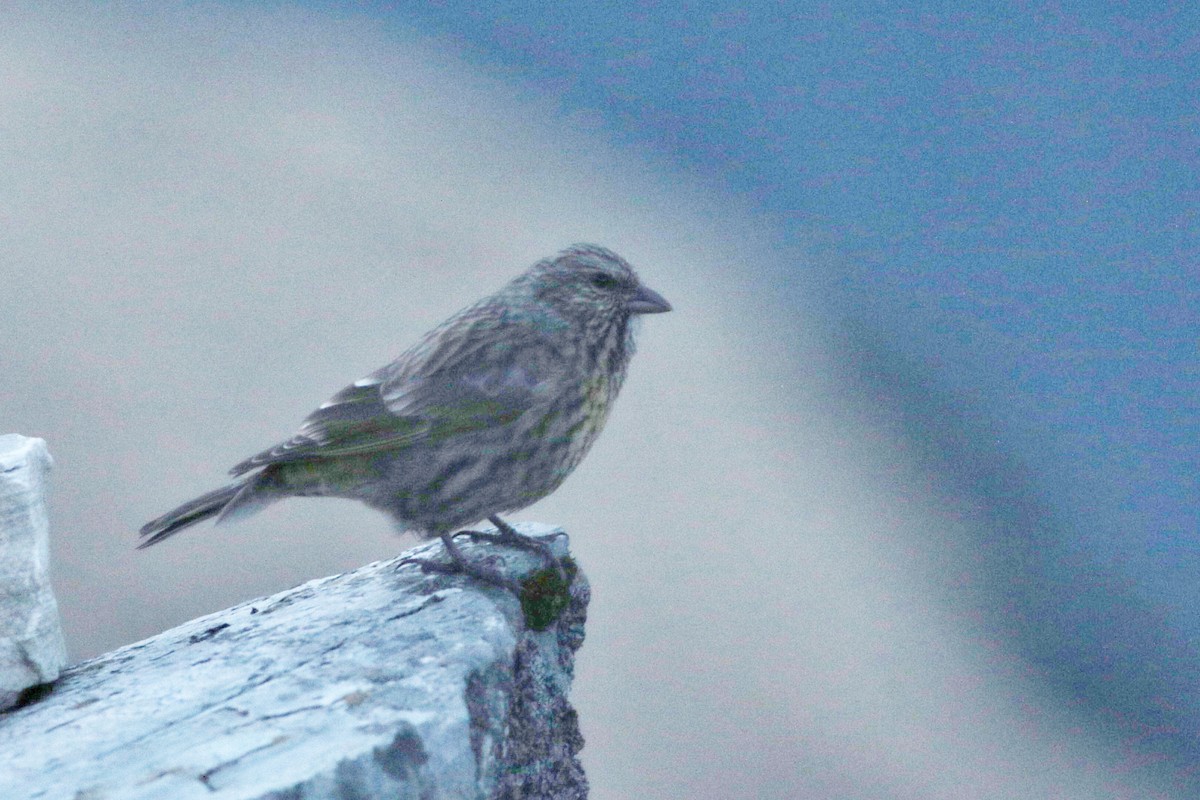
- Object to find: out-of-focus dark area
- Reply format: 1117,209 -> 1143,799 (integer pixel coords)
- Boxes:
404,0 -> 1200,783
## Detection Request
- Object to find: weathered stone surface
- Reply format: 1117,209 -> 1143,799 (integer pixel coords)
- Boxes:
0,434 -> 67,711
0,524 -> 588,799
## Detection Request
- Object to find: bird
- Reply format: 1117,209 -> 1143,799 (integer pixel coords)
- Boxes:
139,244 -> 671,587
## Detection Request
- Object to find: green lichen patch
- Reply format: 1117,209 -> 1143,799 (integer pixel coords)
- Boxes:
519,556 -> 578,631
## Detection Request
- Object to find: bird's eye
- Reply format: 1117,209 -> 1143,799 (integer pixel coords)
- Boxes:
590,273 -> 617,290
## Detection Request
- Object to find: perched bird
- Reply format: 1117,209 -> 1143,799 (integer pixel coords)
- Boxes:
139,244 -> 671,586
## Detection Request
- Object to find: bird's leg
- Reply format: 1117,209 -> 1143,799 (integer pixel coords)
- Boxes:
398,533 -> 520,592
453,515 -> 567,582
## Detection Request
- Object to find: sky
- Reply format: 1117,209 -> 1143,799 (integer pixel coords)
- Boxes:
2,3 -> 1197,798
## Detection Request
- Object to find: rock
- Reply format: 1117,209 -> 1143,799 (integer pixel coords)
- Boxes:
0,523 -> 589,799
0,434 -> 67,711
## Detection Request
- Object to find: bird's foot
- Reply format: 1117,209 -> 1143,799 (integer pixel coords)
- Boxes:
453,516 -> 569,584
398,534 -> 520,592
398,528 -> 577,630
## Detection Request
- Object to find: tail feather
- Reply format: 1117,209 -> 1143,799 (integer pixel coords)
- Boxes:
215,472 -> 281,526
138,480 -> 248,548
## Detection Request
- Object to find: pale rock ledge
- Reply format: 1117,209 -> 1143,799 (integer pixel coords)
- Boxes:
0,520 -> 589,800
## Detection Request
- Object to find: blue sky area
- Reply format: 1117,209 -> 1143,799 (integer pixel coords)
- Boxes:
323,0 -> 1198,782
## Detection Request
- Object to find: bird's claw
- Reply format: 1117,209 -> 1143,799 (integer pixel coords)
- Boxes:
397,532 -> 576,630
398,547 -> 519,592
453,523 -> 569,585
396,554 -> 444,575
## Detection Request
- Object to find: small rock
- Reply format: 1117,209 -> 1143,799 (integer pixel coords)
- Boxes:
0,434 -> 67,711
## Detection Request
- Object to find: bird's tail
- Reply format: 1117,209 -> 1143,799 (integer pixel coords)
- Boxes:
138,471 -> 278,548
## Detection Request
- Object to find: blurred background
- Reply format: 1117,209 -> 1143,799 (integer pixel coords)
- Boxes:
3,4 -> 1196,798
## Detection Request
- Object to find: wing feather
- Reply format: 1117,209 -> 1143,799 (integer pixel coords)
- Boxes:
230,304 -> 560,475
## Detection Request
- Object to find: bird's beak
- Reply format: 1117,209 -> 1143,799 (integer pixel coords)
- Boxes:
627,283 -> 672,314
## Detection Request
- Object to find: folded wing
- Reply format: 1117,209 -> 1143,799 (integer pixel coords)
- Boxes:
230,310 -> 559,475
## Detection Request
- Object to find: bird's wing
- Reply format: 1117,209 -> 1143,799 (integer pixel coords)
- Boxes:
229,308 -> 559,475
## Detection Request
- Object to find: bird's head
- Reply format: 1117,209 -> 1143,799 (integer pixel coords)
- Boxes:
520,244 -> 671,330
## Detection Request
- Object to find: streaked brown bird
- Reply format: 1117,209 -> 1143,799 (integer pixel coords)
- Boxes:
139,244 -> 671,585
